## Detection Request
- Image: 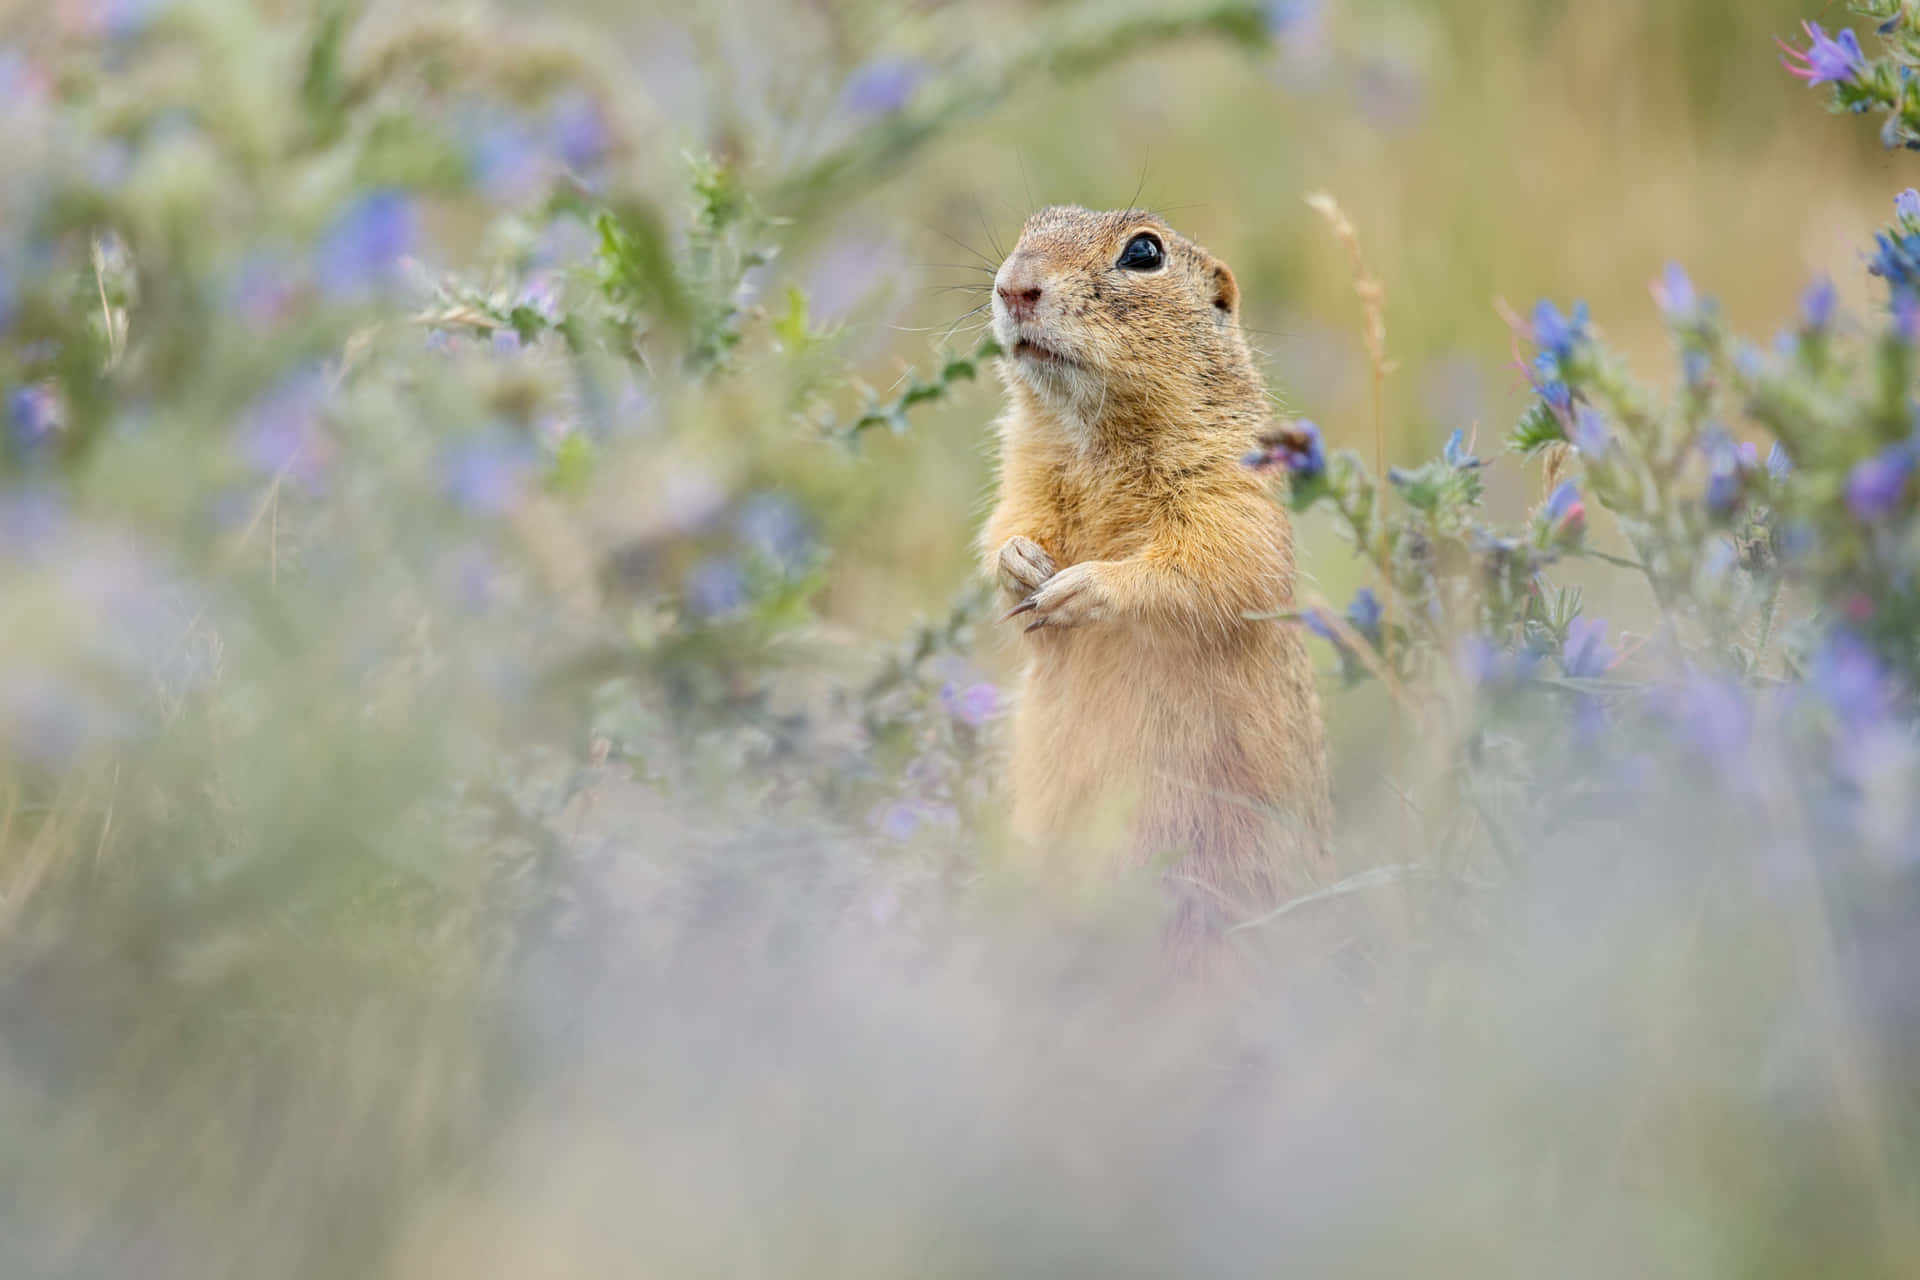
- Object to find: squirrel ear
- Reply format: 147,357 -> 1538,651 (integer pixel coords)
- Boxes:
1210,263 -> 1239,317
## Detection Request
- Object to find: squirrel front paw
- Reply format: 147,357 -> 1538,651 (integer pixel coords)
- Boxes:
1006,561 -> 1112,633
996,536 -> 1057,605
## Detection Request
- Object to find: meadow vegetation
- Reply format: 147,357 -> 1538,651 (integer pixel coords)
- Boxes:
7,0 -> 1920,1275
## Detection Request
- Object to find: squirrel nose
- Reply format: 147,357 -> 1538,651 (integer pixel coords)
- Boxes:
996,280 -> 1043,321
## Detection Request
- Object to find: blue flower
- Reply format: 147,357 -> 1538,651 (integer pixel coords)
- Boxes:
1847,444 -> 1915,520
940,681 -> 1000,727
314,190 -> 418,300
735,492 -> 812,568
1539,379 -> 1572,411
1561,616 -> 1616,679
1246,418 -> 1327,479
1699,426 -> 1752,515
1542,479 -> 1584,533
1808,630 -> 1895,727
1572,405 -> 1610,455
1530,299 -> 1589,364
1654,263 -> 1697,317
1897,291 -> 1920,343
1868,229 -> 1920,294
1346,587 -> 1383,645
1442,428 -> 1479,469
840,57 -> 926,116
1767,441 -> 1793,479
8,383 -> 60,447
685,556 -> 748,619
440,437 -> 535,515
1780,22 -> 1867,87
1301,608 -> 1337,642
1899,189 -> 1920,222
465,110 -> 549,205
1801,277 -> 1837,330
547,90 -> 609,172
1458,635 -> 1541,690
236,367 -> 332,490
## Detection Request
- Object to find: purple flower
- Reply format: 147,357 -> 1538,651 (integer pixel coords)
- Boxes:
1699,427 -> 1751,515
941,681 -> 999,727
1530,299 -> 1589,364
1572,405 -> 1610,455
1653,263 -> 1697,317
1562,616 -> 1615,679
1264,0 -> 1320,36
840,57 -> 927,116
314,190 -> 418,300
1245,418 -> 1327,479
229,252 -> 299,330
1539,379 -> 1572,412
1767,442 -> 1793,479
1809,630 -> 1895,727
1666,675 -> 1754,764
1897,291 -> 1920,343
1780,22 -> 1867,87
440,437 -> 535,515
1346,587 -> 1382,645
735,492 -> 811,568
872,800 -> 923,842
1542,479 -> 1584,536
685,556 -> 747,619
1847,445 -> 1914,520
1898,189 -> 1920,222
1301,608 -> 1337,642
466,112 -> 549,205
8,383 -> 61,446
236,368 -> 333,490
547,91 -> 609,171
1458,635 -> 1541,690
1442,428 -> 1479,470
1801,277 -> 1837,330
491,328 -> 523,357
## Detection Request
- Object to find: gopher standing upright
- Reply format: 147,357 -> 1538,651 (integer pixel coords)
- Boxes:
980,205 -> 1332,943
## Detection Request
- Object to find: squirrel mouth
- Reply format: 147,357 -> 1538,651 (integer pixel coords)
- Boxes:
1012,337 -> 1071,366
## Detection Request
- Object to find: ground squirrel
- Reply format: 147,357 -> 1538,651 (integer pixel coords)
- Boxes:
980,205 -> 1333,946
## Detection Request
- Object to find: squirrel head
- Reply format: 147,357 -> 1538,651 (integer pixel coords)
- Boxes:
990,205 -> 1255,430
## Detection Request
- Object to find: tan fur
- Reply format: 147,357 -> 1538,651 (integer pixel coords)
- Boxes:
979,206 -> 1333,947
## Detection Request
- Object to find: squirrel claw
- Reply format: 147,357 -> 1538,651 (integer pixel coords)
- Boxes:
1023,617 -> 1046,633
1005,597 -> 1038,620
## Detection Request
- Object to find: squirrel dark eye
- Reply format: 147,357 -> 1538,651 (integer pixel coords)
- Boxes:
1115,233 -> 1164,272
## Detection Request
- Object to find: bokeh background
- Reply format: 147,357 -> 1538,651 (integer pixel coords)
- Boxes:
5,0 -> 1920,1276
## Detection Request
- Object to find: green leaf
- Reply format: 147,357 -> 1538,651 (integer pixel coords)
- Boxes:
1507,400 -> 1567,454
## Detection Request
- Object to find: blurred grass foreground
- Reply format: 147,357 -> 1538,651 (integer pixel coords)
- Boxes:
10,0 -> 1920,1275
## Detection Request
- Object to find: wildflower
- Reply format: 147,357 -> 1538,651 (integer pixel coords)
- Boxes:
8,383 -> 61,446
872,800 -> 924,842
1801,277 -> 1836,330
1897,291 -> 1920,342
1264,0 -> 1319,36
490,328 -> 523,357
1244,418 -> 1326,479
1779,22 -> 1867,87
1538,379 -> 1572,412
1542,479 -> 1585,539
1561,615 -> 1615,679
547,90 -> 609,172
1699,426 -> 1750,515
1346,587 -> 1382,646
1808,630 -> 1895,727
1867,228 -> 1920,295
1442,428 -> 1480,469
1847,444 -> 1914,520
1301,608 -> 1337,642
1665,674 -> 1754,764
1572,405 -> 1611,455
684,556 -> 747,618
1458,635 -> 1541,690
236,367 -> 332,491
466,111 -> 550,205
840,57 -> 926,116
940,681 -> 999,727
1899,189 -> 1920,222
736,492 -> 812,569
1767,441 -> 1793,479
1530,299 -> 1589,364
440,437 -> 534,515
1653,263 -> 1698,317
314,190 -> 419,300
